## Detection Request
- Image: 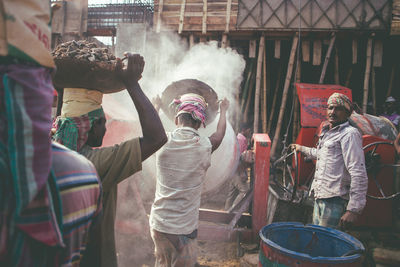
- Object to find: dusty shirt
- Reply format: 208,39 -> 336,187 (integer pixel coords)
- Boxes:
237,133 -> 248,154
301,121 -> 368,214
150,127 -> 212,235
79,138 -> 142,267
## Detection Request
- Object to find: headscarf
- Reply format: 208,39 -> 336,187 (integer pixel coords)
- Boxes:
327,92 -> 353,113
52,88 -> 105,151
171,93 -> 208,127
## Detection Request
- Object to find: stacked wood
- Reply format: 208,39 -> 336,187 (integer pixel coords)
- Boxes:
154,0 -> 238,33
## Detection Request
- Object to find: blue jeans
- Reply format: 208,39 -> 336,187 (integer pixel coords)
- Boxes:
313,197 -> 347,229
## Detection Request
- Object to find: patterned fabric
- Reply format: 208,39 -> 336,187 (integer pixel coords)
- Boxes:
150,229 -> 198,267
0,63 -> 57,264
300,122 -> 368,214
53,108 -> 105,151
1,142 -> 102,267
171,93 -> 208,127
327,92 -> 352,113
382,112 -> 400,127
51,142 -> 102,266
313,197 -> 348,229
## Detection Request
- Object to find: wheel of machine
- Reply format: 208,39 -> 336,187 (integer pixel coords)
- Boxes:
363,141 -> 400,200
273,147 -> 299,202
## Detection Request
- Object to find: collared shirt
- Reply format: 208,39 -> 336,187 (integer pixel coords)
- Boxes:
301,121 -> 368,214
79,138 -> 142,267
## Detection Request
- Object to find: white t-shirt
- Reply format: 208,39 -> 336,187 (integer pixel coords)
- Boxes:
149,127 -> 212,235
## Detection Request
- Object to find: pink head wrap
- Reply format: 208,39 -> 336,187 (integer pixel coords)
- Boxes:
171,93 -> 208,127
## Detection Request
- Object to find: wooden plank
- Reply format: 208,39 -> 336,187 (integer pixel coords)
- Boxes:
254,36 -> 265,133
319,32 -> 336,84
156,0 -> 164,33
313,39 -> 322,66
178,0 -> 187,34
225,0 -> 232,33
249,39 -> 256,58
221,33 -> 228,48
334,46 -> 340,84
362,36 -> 373,113
189,33 -> 195,47
373,39 -> 383,67
262,41 -> 268,133
202,0 -> 207,34
274,40 -> 280,59
302,40 -> 310,62
271,33 -> 298,158
352,39 -> 358,64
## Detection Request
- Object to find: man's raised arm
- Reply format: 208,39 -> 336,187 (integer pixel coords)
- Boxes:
209,98 -> 229,152
117,53 -> 167,160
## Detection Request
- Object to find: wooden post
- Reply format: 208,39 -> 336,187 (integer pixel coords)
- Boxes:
262,41 -> 268,133
156,0 -> 164,33
319,32 -> 336,84
221,34 -> 228,48
387,64 -> 396,97
267,62 -> 282,132
334,46 -> 340,84
352,39 -> 358,64
293,57 -> 301,141
362,35 -> 373,113
252,134 -> 271,241
302,40 -> 310,62
178,0 -> 187,34
189,34 -> 195,48
249,40 -> 256,58
270,33 -> 298,158
254,36 -> 265,133
225,0 -> 232,33
373,39 -> 383,67
345,67 -> 353,88
202,0 -> 207,34
371,67 -> 376,115
313,39 -> 322,65
274,40 -> 281,59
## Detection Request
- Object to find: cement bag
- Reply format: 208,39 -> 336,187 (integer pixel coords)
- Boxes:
349,112 -> 398,141
0,0 -> 54,68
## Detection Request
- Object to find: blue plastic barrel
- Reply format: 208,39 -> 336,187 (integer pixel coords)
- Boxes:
259,222 -> 365,267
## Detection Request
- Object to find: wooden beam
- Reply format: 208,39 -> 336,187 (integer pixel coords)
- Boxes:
249,39 -> 256,58
362,35 -> 373,113
178,0 -> 187,34
302,40 -> 310,62
313,39 -> 322,65
262,41 -> 268,133
319,32 -> 336,84
293,56 -> 301,141
352,39 -> 358,64
267,62 -> 282,132
156,0 -> 164,33
254,36 -> 265,133
334,46 -> 340,84
225,0 -> 232,33
202,0 -> 207,34
189,33 -> 195,48
274,40 -> 281,59
221,33 -> 228,48
373,39 -> 383,67
271,33 -> 298,158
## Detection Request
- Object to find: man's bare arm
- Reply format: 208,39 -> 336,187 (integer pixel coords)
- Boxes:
118,53 -> 167,161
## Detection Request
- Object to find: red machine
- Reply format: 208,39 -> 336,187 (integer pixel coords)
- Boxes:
272,83 -> 399,228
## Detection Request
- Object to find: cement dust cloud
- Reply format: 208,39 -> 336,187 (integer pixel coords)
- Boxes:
101,32 -> 245,266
